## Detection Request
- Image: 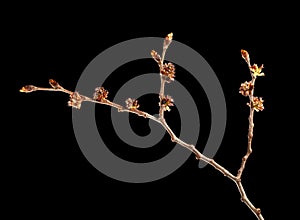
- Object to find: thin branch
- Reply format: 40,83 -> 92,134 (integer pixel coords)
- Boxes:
237,76 -> 256,179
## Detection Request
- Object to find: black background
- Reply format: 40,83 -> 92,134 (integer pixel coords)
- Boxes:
10,3 -> 297,220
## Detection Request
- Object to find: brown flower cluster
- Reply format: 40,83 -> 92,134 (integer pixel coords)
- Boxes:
93,87 -> 109,102
68,92 -> 83,109
247,97 -> 264,112
239,81 -> 254,96
250,64 -> 265,77
125,98 -> 140,110
160,62 -> 176,82
159,95 -> 174,112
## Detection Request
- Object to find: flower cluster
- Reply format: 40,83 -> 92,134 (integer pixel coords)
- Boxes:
151,50 -> 176,82
247,97 -> 264,112
239,81 -> 254,97
159,95 -> 174,112
160,62 -> 176,82
125,98 -> 140,110
93,87 -> 109,102
250,64 -> 265,77
68,92 -> 83,109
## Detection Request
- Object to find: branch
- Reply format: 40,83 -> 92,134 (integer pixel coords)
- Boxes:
20,35 -> 266,220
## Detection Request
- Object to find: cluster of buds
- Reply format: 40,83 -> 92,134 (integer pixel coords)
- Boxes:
93,87 -> 109,102
159,95 -> 174,112
125,98 -> 140,110
239,81 -> 254,97
247,97 -> 264,112
68,91 -> 83,109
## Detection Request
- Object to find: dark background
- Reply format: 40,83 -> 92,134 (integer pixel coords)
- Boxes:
10,4 -> 297,220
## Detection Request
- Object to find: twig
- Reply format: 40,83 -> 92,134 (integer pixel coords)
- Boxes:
237,76 -> 256,179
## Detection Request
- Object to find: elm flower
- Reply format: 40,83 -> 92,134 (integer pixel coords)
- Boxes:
160,62 -> 176,81
247,97 -> 264,112
68,92 -> 83,109
125,98 -> 140,110
250,64 -> 265,77
93,87 -> 109,102
239,81 -> 254,97
159,95 -> 174,112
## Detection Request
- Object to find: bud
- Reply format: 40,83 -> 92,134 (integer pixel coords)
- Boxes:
19,85 -> 38,93
163,32 -> 173,49
151,50 -> 161,64
49,79 -> 62,89
241,49 -> 250,65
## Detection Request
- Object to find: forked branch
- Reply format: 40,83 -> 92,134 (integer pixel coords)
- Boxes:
20,34 -> 266,219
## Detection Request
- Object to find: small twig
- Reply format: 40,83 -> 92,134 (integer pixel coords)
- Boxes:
237,76 -> 256,179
